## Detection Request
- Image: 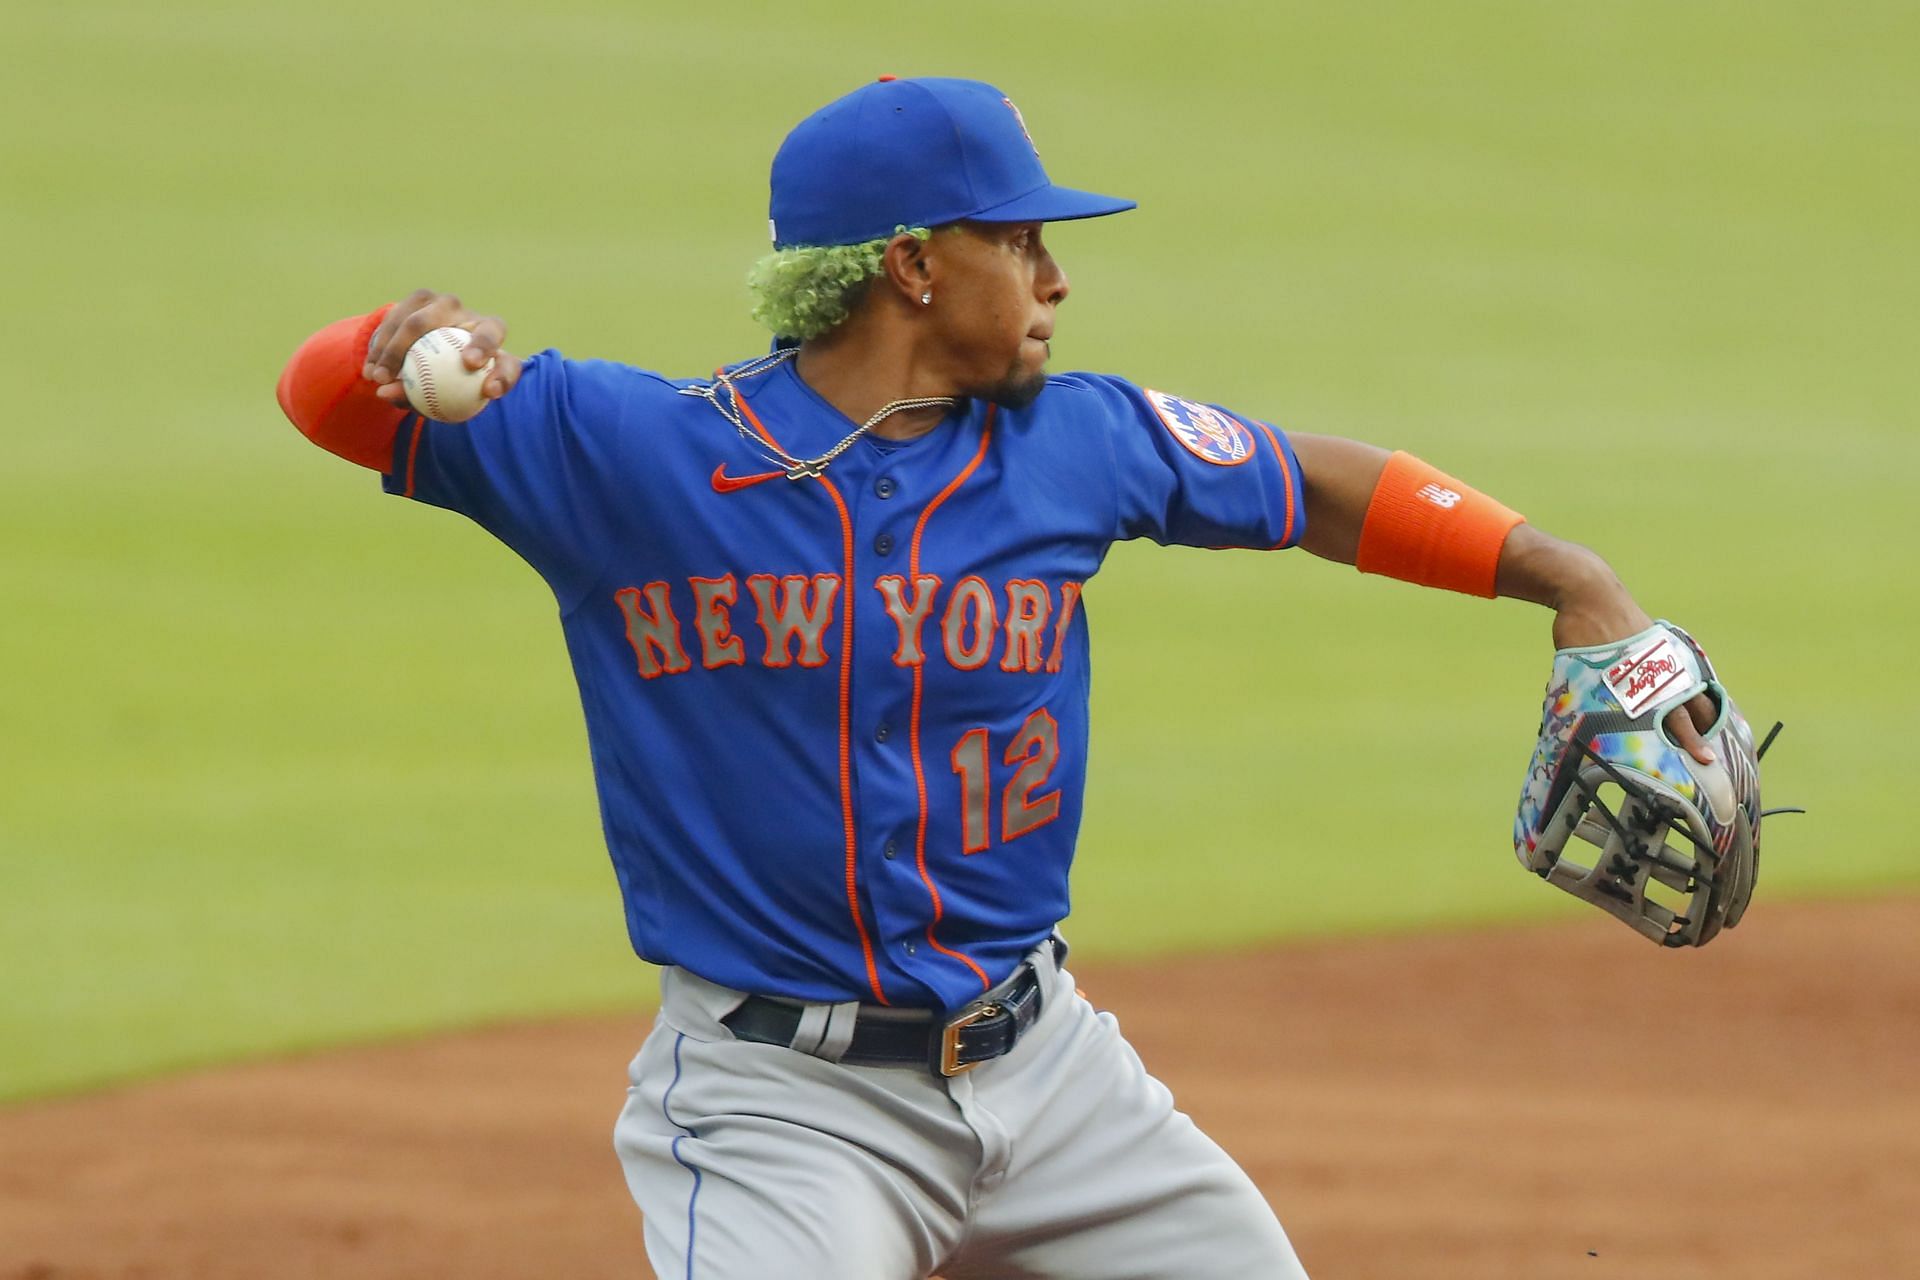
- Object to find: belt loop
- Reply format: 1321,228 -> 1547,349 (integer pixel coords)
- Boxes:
1030,933 -> 1068,1005
790,1000 -> 860,1062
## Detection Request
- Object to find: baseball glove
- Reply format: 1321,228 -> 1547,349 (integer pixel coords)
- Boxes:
1513,621 -> 1770,947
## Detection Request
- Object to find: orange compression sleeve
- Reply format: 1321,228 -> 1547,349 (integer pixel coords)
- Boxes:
275,304 -> 406,472
1354,451 -> 1525,598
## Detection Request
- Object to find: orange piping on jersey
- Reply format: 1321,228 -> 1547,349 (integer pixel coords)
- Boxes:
731,381 -> 890,1006
1251,420 -> 1298,548
403,416 -> 426,499
906,409 -> 997,992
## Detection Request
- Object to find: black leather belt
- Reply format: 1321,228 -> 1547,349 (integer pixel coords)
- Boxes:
722,941 -> 1060,1078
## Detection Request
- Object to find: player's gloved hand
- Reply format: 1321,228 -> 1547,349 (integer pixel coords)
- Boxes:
1512,620 -> 1766,947
363,288 -> 524,407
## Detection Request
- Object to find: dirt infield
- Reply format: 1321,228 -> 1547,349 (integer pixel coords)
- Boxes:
3,896 -> 1915,1279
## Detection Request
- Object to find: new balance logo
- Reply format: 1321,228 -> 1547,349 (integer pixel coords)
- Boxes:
1416,482 -> 1462,509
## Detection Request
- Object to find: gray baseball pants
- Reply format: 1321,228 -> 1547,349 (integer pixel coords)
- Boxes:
612,943 -> 1309,1279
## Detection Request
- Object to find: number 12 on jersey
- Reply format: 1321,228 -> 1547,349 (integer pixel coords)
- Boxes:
949,708 -> 1062,854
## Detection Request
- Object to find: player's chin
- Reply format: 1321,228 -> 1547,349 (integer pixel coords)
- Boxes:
980,369 -> 1049,411
977,351 -> 1051,411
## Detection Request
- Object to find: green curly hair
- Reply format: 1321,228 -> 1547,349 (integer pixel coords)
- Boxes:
747,226 -> 932,340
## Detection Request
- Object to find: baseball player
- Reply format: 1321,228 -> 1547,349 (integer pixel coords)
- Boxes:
277,76 -> 1721,1279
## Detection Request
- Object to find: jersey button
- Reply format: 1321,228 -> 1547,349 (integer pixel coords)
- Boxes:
874,533 -> 896,556
883,840 -> 898,860
875,476 -> 896,499
905,941 -> 918,956
875,722 -> 891,743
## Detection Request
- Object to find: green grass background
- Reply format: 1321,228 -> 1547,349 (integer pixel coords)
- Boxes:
3,1 -> 1913,1102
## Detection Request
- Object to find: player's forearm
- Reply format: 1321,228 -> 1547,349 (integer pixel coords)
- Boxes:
1290,429 -> 1635,625
1293,432 -> 1525,597
1493,524 -> 1614,611
1294,431 -> 1656,644
276,305 -> 407,472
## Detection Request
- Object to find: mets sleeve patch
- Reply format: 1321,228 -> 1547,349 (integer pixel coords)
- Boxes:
1144,389 -> 1256,466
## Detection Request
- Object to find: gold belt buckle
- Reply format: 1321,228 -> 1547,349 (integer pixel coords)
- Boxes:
938,1002 -> 1001,1077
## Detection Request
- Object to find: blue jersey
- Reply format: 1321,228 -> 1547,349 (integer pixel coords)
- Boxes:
385,352 -> 1304,1011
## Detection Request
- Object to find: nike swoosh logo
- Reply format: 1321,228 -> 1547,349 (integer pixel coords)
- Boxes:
710,464 -> 784,493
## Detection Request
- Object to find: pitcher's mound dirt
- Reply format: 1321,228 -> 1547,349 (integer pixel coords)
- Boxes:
3,897 -> 1915,1279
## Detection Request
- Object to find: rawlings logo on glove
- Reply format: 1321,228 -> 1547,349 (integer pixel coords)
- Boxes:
1602,634 -> 1692,717
1514,622 -> 1787,948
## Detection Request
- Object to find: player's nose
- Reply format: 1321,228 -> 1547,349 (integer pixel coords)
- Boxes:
1040,251 -> 1070,306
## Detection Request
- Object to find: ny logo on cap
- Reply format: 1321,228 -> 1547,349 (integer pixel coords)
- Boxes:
1002,97 -> 1039,160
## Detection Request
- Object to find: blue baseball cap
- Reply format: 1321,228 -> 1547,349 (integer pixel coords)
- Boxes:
768,76 -> 1136,249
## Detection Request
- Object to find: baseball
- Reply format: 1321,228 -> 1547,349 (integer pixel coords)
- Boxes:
400,327 -> 495,423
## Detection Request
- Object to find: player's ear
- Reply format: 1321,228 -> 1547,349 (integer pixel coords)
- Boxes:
878,231 -> 936,305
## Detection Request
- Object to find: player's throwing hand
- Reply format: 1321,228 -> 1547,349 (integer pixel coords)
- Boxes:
363,288 -> 522,407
